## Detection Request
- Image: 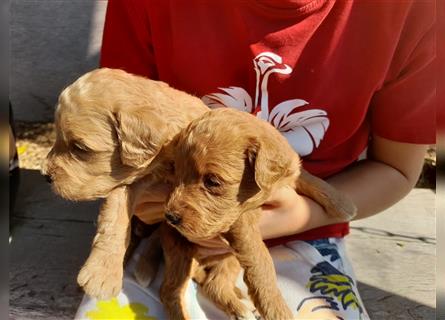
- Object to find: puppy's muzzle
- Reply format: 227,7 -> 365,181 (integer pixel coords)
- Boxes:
165,211 -> 182,226
43,174 -> 53,184
40,159 -> 52,183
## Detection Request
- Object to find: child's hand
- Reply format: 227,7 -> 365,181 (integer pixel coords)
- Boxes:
134,182 -> 171,224
195,236 -> 234,258
262,185 -> 302,214
134,183 -> 335,256
259,185 -> 343,240
195,186 -> 309,257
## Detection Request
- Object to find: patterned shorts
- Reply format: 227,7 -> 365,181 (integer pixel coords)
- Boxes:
75,238 -> 370,320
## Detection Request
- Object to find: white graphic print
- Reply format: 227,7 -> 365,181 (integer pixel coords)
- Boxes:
202,52 -> 329,156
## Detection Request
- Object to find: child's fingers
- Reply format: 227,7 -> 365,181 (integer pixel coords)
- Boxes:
134,202 -> 165,224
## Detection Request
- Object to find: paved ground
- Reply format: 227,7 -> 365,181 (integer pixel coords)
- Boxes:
345,188 -> 435,319
11,0 -> 107,122
9,169 -> 436,319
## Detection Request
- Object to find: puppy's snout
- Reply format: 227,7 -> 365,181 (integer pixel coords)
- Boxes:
165,211 -> 182,226
43,174 -> 53,184
40,156 -> 52,183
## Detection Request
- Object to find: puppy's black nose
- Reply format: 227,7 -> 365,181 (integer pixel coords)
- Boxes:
44,174 -> 53,184
165,212 -> 182,225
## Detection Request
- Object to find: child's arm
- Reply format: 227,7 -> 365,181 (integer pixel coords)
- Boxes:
258,134 -> 428,239
132,134 -> 427,243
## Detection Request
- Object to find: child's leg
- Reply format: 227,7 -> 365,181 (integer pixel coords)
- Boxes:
75,237 -> 369,320
279,238 -> 370,320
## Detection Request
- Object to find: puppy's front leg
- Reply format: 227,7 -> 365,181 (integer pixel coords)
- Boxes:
160,223 -> 195,320
78,186 -> 133,299
134,227 -> 163,287
196,255 -> 248,319
224,212 -> 293,320
297,169 -> 357,220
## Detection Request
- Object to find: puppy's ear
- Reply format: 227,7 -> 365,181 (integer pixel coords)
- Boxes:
112,110 -> 165,168
245,137 -> 298,192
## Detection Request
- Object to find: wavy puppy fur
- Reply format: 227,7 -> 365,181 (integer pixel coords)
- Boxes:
42,68 -> 208,299
43,68 -> 207,201
165,108 -> 357,319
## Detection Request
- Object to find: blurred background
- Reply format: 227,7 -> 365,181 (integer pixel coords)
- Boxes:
10,0 -> 107,171
9,1 -> 107,318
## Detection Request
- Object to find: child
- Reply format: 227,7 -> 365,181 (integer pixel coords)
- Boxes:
76,1 -> 434,319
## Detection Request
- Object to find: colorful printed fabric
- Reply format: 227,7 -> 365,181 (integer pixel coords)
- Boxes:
75,237 -> 369,320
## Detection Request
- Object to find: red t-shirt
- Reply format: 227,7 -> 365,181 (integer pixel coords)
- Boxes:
100,0 -> 435,244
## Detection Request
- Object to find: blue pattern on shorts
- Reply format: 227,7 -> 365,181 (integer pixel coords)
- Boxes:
305,239 -> 341,262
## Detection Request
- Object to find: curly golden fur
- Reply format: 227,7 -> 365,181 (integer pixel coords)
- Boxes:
43,69 -> 355,318
43,68 -> 206,200
163,108 -> 357,319
42,68 -> 208,299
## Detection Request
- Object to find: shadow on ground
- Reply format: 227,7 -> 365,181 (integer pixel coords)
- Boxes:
10,169 -> 100,319
357,282 -> 434,320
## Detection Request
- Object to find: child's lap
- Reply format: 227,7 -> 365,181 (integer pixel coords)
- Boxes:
75,238 -> 369,320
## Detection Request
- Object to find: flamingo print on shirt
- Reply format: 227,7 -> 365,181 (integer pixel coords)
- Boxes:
202,52 -> 329,156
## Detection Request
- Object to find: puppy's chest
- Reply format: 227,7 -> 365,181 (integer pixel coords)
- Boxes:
191,253 -> 238,283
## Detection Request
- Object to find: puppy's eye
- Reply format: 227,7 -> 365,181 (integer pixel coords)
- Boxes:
203,174 -> 222,190
167,161 -> 175,174
71,142 -> 89,153
163,160 -> 175,179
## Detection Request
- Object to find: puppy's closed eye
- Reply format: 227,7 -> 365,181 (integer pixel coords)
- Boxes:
71,141 -> 91,154
203,173 -> 223,195
167,161 -> 175,175
163,160 -> 175,183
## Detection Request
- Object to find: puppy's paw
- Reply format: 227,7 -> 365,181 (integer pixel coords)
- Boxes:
231,309 -> 261,320
252,309 -> 262,320
133,255 -> 159,287
324,193 -> 357,221
234,286 -> 246,300
77,250 -> 123,300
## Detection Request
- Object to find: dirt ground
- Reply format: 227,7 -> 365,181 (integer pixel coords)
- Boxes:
14,122 -> 55,170
13,121 -> 437,188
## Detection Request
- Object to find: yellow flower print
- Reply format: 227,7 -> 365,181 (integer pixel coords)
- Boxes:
86,298 -> 156,320
307,262 -> 362,313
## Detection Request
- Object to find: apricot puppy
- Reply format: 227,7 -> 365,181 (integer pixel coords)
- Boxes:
159,222 -> 249,320
42,68 -> 208,299
164,108 -> 357,319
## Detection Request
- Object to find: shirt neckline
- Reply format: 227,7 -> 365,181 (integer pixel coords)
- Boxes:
244,0 -> 328,18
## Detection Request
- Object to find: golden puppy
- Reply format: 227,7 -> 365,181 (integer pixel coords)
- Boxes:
159,222 -> 250,319
42,68 -> 208,299
43,68 -> 206,200
163,108 -> 356,319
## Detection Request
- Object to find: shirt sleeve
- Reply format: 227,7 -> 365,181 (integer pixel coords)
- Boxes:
100,0 -> 158,79
370,3 -> 436,144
